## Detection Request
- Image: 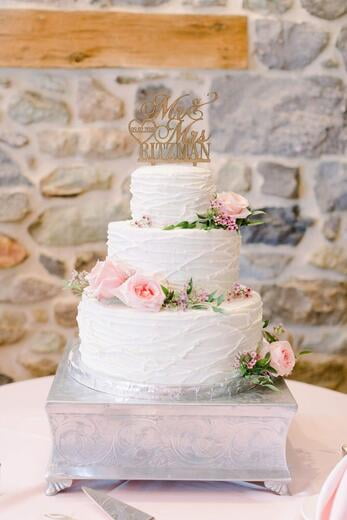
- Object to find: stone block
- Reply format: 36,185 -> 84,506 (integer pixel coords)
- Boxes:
54,299 -> 78,328
258,162 -> 299,198
74,250 -> 106,273
0,132 -> 29,148
243,0 -> 293,14
255,20 -> 328,70
0,309 -> 26,345
29,203 -> 124,246
38,128 -> 134,159
78,78 -> 124,122
8,91 -> 70,125
314,162 -> 347,212
210,75 -> 346,158
240,253 -> 292,280
310,245 -> 347,275
337,27 -> 347,72
242,206 -> 312,246
0,276 -> 61,304
39,254 -> 66,278
0,192 -> 30,222
0,235 -> 28,268
18,330 -> 66,377
261,279 -> 347,325
0,148 -> 32,186
216,160 -> 251,193
322,215 -> 341,241
301,0 -> 347,20
40,166 -> 113,197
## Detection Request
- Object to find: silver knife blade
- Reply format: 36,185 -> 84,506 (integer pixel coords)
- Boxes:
82,487 -> 154,520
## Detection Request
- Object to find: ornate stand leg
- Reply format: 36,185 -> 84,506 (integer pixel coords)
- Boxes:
264,480 -> 290,496
46,477 -> 73,496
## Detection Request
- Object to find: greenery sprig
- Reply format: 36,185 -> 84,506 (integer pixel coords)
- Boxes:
161,278 -> 225,313
164,207 -> 265,232
65,270 -> 89,296
237,351 -> 278,391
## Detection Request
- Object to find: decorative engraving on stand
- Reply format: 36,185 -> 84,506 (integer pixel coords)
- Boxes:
128,92 -> 218,164
49,413 -> 288,472
51,415 -> 115,466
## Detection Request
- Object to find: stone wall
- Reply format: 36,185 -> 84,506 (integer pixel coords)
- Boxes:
0,0 -> 346,391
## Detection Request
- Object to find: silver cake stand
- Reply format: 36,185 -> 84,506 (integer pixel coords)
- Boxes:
45,344 -> 297,496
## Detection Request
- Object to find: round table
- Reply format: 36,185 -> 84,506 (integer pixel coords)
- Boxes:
0,377 -> 347,520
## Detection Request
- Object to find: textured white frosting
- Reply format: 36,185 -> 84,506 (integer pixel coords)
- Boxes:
130,164 -> 215,227
78,292 -> 263,385
108,221 -> 241,292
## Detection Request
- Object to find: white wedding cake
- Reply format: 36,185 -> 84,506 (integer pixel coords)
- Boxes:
76,164 -> 264,388
48,93 -> 298,498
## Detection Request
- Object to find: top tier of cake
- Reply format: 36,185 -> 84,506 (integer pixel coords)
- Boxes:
108,163 -> 242,292
130,164 -> 214,227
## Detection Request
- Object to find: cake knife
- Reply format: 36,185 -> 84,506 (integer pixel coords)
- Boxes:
82,487 -> 154,520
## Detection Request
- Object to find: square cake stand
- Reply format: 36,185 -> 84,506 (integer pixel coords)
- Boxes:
45,347 -> 297,496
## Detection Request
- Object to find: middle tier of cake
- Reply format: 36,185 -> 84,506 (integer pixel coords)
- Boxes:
108,221 -> 241,292
77,291 -> 263,386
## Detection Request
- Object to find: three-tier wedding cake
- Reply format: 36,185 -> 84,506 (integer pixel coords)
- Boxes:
75,164 -> 264,391
46,93 -> 298,497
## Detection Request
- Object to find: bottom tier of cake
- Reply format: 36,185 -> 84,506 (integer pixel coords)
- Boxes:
77,292 -> 263,387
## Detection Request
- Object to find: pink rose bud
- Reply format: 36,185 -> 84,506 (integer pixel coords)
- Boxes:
116,273 -> 165,312
268,340 -> 296,377
216,192 -> 251,219
87,259 -> 133,300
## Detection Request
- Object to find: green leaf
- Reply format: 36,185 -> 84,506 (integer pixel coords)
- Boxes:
263,330 -> 278,344
263,351 -> 271,362
215,294 -> 225,306
163,288 -> 175,305
164,220 -> 197,230
261,383 -> 279,392
212,306 -> 225,313
243,220 -> 265,227
257,358 -> 268,368
191,304 -> 207,310
297,349 -> 312,356
263,320 -> 270,329
161,285 -> 169,297
207,290 -> 217,302
187,278 -> 193,295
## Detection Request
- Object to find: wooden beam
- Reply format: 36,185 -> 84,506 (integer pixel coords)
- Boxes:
0,9 -> 248,69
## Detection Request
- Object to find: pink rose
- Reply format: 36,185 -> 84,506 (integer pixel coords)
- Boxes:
116,273 -> 165,312
268,341 -> 296,377
87,259 -> 132,300
217,192 -> 251,219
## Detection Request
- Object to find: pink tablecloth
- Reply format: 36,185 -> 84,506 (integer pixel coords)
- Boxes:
1,377 -> 347,520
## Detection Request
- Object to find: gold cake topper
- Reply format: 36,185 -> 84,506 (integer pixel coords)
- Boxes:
128,92 -> 218,164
